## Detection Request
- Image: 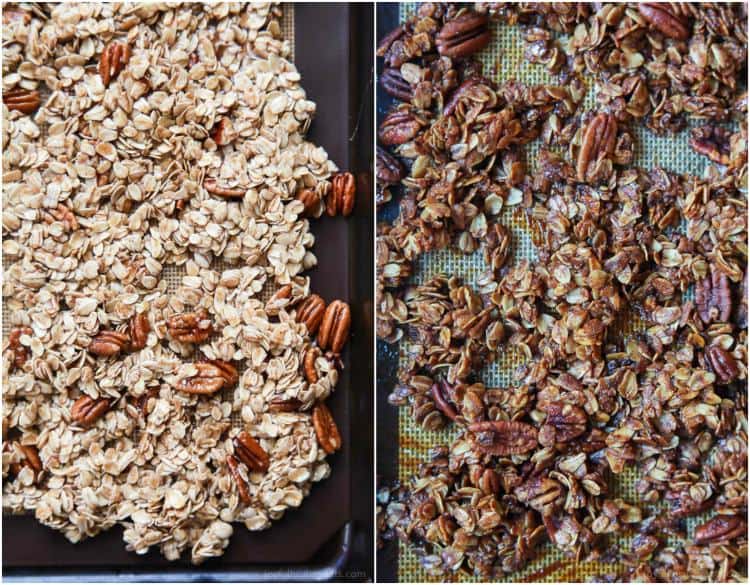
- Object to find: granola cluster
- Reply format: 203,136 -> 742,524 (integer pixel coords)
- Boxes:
3,3 -> 346,564
377,3 -> 747,581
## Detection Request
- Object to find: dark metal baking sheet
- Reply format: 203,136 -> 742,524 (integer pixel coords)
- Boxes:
375,3 -> 404,583
3,3 -> 373,581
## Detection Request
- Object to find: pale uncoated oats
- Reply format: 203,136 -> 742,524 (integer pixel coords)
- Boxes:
3,3 -> 342,564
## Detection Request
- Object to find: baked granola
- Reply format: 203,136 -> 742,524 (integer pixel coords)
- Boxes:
377,2 -> 747,581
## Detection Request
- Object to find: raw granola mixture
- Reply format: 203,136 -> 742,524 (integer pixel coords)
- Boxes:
377,2 -> 747,581
3,2 -> 350,564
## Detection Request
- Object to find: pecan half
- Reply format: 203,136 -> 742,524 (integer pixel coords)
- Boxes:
3,7 -> 31,25
436,12 -> 491,59
706,345 -> 739,384
468,420 -> 538,456
268,397 -> 303,413
539,402 -> 587,445
3,88 -> 41,115
378,109 -> 422,146
312,402 -> 341,454
380,68 -> 413,102
694,515 -> 746,544
204,179 -> 245,199
296,294 -> 326,336
175,360 -> 238,395
376,24 -> 405,58
576,113 -> 617,181
443,77 -> 483,117
296,188 -> 321,217
128,312 -> 150,351
317,300 -> 351,354
326,172 -> 356,217
233,430 -> 270,473
131,387 -> 159,417
666,489 -> 714,518
99,42 -> 131,87
515,476 -> 564,512
226,455 -> 251,504
166,309 -> 213,344
736,271 -> 748,329
689,125 -> 732,165
303,346 -> 321,384
7,443 -> 43,480
638,3 -> 690,41
71,395 -> 110,427
8,327 -> 32,369
210,117 -> 232,146
696,267 -> 732,324
430,381 -> 458,420
89,330 -> 130,357
376,146 -> 404,186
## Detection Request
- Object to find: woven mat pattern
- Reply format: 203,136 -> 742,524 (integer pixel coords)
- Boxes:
395,4 -> 729,582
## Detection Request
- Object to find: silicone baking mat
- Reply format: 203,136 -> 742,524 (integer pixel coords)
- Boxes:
392,3 -> 735,582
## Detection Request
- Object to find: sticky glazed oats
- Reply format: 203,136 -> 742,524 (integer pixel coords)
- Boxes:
2,2 -> 353,564
377,2 -> 747,582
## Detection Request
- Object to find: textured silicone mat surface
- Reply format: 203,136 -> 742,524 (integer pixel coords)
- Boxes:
392,3 -> 736,582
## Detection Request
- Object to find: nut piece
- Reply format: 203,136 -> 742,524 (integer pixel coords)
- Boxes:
296,294 -> 326,336
376,146 -> 404,186
226,455 -> 251,505
89,330 -> 130,357
468,420 -> 538,456
638,3 -> 690,41
3,7 -> 31,25
312,402 -> 341,455
166,309 -> 214,344
317,300 -> 351,354
430,381 -> 458,421
128,312 -> 150,351
706,345 -> 739,384
380,68 -> 413,102
539,402 -> 588,445
303,346 -> 321,384
696,267 -> 732,324
131,387 -> 159,417
576,113 -> 617,181
175,360 -> 238,395
71,395 -> 110,428
233,431 -> 270,473
210,117 -> 232,146
268,397 -> 303,413
689,125 -> 732,165
3,88 -> 41,115
436,12 -> 491,59
7,443 -> 43,480
443,77 -> 484,117
266,284 -> 304,315
694,515 -> 746,544
296,188 -> 321,217
204,179 -> 246,199
326,172 -> 356,217
99,42 -> 131,87
8,326 -> 32,369
378,108 -> 422,146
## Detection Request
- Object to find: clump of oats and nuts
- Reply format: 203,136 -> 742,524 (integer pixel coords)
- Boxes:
377,3 -> 747,581
3,3 -> 354,563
